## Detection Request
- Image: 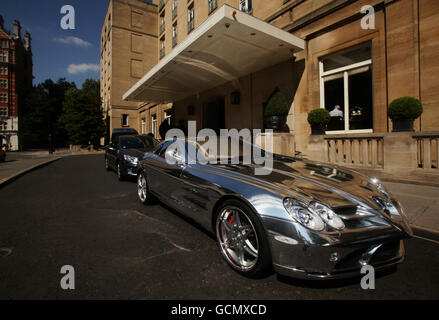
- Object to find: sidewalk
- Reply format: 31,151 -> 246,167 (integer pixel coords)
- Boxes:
0,149 -> 103,187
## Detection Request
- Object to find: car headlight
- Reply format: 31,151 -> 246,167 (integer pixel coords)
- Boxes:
309,202 -> 345,230
371,178 -> 391,198
283,198 -> 325,231
124,154 -> 139,165
373,196 -> 401,217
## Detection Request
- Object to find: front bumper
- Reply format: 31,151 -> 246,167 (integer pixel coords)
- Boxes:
263,216 -> 409,280
122,162 -> 140,176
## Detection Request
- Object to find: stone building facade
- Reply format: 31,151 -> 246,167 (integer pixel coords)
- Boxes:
103,0 -> 439,172
0,17 -> 33,151
100,0 -> 160,143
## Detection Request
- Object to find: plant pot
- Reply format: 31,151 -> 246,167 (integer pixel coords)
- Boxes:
264,116 -> 287,132
392,119 -> 414,132
310,124 -> 326,135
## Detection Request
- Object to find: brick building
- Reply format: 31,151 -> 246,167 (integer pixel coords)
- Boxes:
102,0 -> 439,173
0,16 -> 33,151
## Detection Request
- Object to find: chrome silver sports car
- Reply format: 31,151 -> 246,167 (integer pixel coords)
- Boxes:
136,138 -> 412,280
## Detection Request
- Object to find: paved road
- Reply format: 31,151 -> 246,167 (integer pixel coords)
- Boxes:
0,155 -> 438,299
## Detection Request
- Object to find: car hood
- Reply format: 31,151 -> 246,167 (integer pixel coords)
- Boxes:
212,157 -> 386,210
124,149 -> 147,158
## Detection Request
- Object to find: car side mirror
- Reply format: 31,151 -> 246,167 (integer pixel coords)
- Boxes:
165,148 -> 185,166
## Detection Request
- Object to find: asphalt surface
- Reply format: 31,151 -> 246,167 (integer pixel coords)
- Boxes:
0,155 -> 438,299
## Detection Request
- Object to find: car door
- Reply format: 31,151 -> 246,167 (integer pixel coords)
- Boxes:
107,135 -> 119,169
146,141 -> 186,207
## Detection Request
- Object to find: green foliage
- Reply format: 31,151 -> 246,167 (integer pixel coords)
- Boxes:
59,79 -> 105,147
21,78 -> 76,148
388,97 -> 423,120
307,109 -> 331,126
264,90 -> 289,117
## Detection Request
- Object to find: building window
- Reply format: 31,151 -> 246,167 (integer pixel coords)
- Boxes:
164,110 -> 172,125
0,108 -> 7,117
172,0 -> 178,19
0,79 -> 7,89
0,52 -> 8,63
160,13 -> 165,34
188,4 -> 195,33
122,114 -> 129,127
319,43 -> 373,133
172,23 -> 178,47
1,40 -> 9,48
239,0 -> 253,15
208,0 -> 218,14
0,67 -> 7,75
0,93 -> 8,104
151,114 -> 157,137
141,118 -> 146,134
160,37 -> 165,59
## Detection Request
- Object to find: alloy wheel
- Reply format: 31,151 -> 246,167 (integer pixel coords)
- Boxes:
137,174 -> 148,203
216,206 -> 259,271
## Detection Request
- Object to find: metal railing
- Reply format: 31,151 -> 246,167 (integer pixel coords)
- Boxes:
208,0 -> 218,14
325,134 -> 385,168
414,133 -> 439,170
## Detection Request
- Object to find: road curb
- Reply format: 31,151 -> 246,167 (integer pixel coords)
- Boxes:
0,157 -> 61,189
411,225 -> 439,242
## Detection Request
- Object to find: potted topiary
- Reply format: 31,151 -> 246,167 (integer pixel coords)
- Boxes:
263,89 -> 289,132
308,109 -> 331,135
388,97 -> 423,132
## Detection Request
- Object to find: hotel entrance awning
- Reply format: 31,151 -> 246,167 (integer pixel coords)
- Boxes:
123,5 -> 305,104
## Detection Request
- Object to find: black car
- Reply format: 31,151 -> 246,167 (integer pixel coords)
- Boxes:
105,135 -> 158,180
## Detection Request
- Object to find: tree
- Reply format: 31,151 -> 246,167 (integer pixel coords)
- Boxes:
21,78 -> 76,149
59,79 -> 105,147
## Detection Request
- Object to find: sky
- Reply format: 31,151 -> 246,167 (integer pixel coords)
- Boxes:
1,0 -> 151,88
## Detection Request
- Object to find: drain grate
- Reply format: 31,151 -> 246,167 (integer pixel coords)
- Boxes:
0,248 -> 12,258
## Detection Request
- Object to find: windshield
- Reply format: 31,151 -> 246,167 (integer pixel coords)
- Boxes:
120,137 -> 145,149
182,136 -> 270,163
137,135 -> 160,150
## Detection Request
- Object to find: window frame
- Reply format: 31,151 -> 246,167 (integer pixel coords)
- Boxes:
141,118 -> 146,134
0,79 -> 8,89
121,114 -> 129,127
319,51 -> 373,135
0,93 -> 8,104
151,114 -> 157,138
239,0 -> 253,15
0,52 -> 8,63
188,4 -> 195,33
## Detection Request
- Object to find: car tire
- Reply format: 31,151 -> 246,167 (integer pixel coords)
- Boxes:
137,171 -> 152,205
105,157 -> 111,171
117,162 -> 125,181
215,199 -> 272,278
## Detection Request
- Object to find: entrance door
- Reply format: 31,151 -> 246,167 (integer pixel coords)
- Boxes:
203,97 -> 225,135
